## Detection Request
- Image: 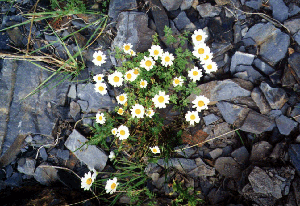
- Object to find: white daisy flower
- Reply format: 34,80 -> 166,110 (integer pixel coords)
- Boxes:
111,128 -> 117,135
105,177 -> 119,194
149,45 -> 163,60
92,50 -> 106,66
123,43 -> 133,54
129,49 -> 136,56
81,171 -> 96,191
108,71 -> 123,87
117,125 -> 130,140
192,43 -> 211,59
188,66 -> 203,82
96,113 -> 106,124
150,146 -> 160,154
117,107 -> 124,115
140,56 -> 155,71
133,67 -> 140,76
172,76 -> 184,87
131,104 -> 145,118
109,151 -> 115,161
199,51 -> 213,64
192,95 -> 210,112
116,93 -> 127,105
161,52 -> 175,67
125,70 -> 137,82
93,74 -> 104,83
140,79 -> 148,88
185,111 -> 200,126
203,60 -> 218,74
192,29 -> 208,45
152,91 -> 170,109
145,109 -> 155,118
94,82 -> 107,95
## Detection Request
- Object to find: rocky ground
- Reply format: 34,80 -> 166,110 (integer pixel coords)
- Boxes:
1,0 -> 300,205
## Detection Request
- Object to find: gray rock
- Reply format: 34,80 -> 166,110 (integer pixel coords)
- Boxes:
206,122 -> 237,148
1,60 -> 58,155
6,165 -> 13,178
284,18 -> 300,35
157,158 -> 197,173
217,101 -> 249,125
231,146 -> 249,165
215,157 -> 241,178
269,0 -> 289,22
77,100 -> 89,113
209,148 -> 223,159
150,0 -> 169,37
251,87 -> 272,114
275,115 -> 298,135
207,188 -> 230,204
188,79 -> 253,103
234,65 -> 264,83
0,32 -> 10,50
268,109 -> 283,120
250,141 -> 273,162
180,0 -> 194,10
69,101 -> 80,120
294,31 -> 300,46
108,0 -> 137,19
288,52 -> 300,80
34,163 -> 58,185
5,172 -> 22,187
242,183 -> 277,206
233,21 -> 242,43
188,158 -> 215,177
211,42 -> 233,57
44,34 -> 61,47
245,0 -> 262,10
296,135 -> 300,143
174,145 -> 196,158
160,0 -> 183,11
291,103 -> 300,123
260,82 -> 288,110
289,144 -> 300,175
243,23 -> 290,66
39,147 -> 48,161
253,58 -> 275,75
203,114 -> 220,125
173,11 -> 196,32
144,163 -> 162,176
64,129 -> 108,171
17,158 -> 35,176
241,110 -> 275,134
112,12 -> 155,53
248,167 -> 282,199
31,135 -> 55,148
67,84 -> 76,99
77,83 -> 116,113
231,51 -> 255,73
288,4 -> 300,17
197,3 -> 222,18
56,149 -> 70,161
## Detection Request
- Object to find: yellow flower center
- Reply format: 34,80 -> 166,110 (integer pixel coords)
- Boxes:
193,71 -> 198,76
120,130 -> 125,136
152,148 -> 157,153
124,102 -> 128,106
165,56 -> 170,62
113,130 -> 116,134
126,73 -> 132,79
98,76 -> 102,81
96,56 -> 102,61
118,108 -> 123,114
145,60 -> 152,67
99,116 -> 103,120
154,50 -> 159,55
198,101 -> 205,107
119,95 -> 125,101
196,35 -> 202,41
124,45 -> 130,51
111,183 -> 117,190
135,109 -> 141,114
174,79 -> 180,84
198,48 -> 204,54
98,86 -> 104,91
158,96 -> 164,103
134,69 -> 139,75
113,76 -> 120,82
86,178 -> 92,185
207,64 -> 212,70
190,114 -> 196,120
147,111 -> 152,115
141,81 -> 145,87
204,55 -> 209,60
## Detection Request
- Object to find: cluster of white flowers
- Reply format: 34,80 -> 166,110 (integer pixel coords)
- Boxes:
185,95 -> 210,125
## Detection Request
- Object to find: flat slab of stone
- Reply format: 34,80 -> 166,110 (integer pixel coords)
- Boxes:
108,0 -> 137,19
216,101 -> 249,125
275,115 -> 298,135
214,157 -> 241,178
64,129 -> 108,171
188,79 -> 253,104
157,158 -> 197,173
260,82 -> 288,110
